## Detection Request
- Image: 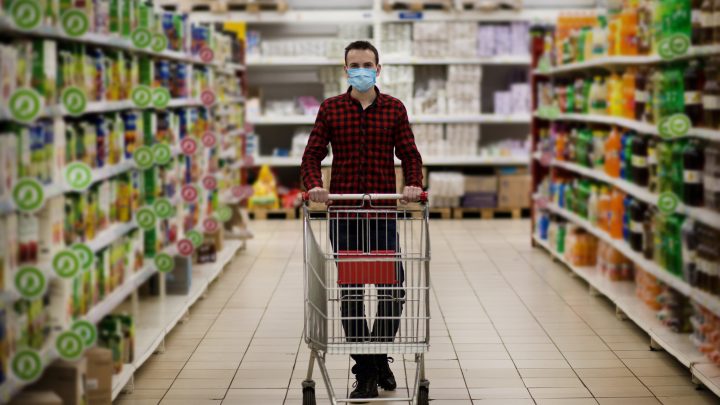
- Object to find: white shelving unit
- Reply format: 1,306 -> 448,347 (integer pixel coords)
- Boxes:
532,234 -> 720,397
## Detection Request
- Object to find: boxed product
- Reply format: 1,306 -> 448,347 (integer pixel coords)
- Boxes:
9,391 -> 63,405
85,348 -> 113,405
29,358 -> 88,405
462,193 -> 497,208
464,176 -> 497,193
497,174 -> 531,209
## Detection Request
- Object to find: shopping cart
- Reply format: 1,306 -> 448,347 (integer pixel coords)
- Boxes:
301,193 -> 431,405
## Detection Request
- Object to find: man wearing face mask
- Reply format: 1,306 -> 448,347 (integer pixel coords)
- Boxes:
301,41 -> 423,400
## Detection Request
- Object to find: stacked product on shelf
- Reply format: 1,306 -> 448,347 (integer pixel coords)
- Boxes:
0,1 -> 247,402
531,0 -> 720,388
247,24 -> 371,61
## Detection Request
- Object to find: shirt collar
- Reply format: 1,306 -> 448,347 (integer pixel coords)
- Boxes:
345,86 -> 384,108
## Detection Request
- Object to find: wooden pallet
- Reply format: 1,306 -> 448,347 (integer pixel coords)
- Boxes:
452,207 -> 529,219
383,0 -> 453,11
429,207 -> 452,219
162,0 -> 288,13
455,0 -> 521,11
249,207 -> 297,220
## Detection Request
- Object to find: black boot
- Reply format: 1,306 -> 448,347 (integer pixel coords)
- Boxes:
376,355 -> 397,391
350,364 -> 379,400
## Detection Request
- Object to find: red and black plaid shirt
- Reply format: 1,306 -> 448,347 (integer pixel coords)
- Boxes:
301,87 -> 423,200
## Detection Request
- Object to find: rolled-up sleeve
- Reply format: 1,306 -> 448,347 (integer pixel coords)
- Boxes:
393,104 -> 423,187
301,104 -> 330,190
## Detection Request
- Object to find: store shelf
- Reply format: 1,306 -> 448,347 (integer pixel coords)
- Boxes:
540,201 -> 720,317
537,156 -> 720,229
248,114 -> 531,125
224,128 -> 246,138
533,45 -> 720,76
86,222 -> 138,254
111,365 -> 135,400
534,112 -> 720,142
0,340 -> 59,404
247,56 -> 343,66
378,9 -> 563,23
383,55 -> 531,65
532,235 -> 706,367
250,155 -> 528,167
0,16 -> 214,66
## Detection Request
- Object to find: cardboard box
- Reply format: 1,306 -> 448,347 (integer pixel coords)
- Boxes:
464,175 -> 497,193
85,348 -> 113,405
462,192 -> 497,208
167,255 -> 192,295
29,358 -> 87,405
497,174 -> 531,209
9,391 -> 63,405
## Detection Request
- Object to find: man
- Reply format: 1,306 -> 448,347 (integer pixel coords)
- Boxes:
301,40 -> 423,400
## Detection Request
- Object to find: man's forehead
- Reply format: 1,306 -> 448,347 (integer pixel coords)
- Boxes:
346,49 -> 376,63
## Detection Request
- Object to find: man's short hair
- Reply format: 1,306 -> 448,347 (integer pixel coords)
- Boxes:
344,40 -> 379,65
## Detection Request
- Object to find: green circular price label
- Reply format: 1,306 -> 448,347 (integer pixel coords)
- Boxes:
155,253 -> 174,273
131,85 -> 152,108
56,331 -> 84,361
9,88 -> 43,123
72,320 -> 97,348
11,350 -> 42,382
14,266 -> 47,299
152,88 -> 171,109
658,114 -> 691,139
658,34 -> 691,60
71,243 -> 94,271
60,9 -> 89,37
134,145 -> 154,169
136,207 -> 157,231
132,27 -> 152,48
61,86 -> 87,115
64,161 -> 93,191
10,0 -> 42,30
151,33 -> 169,53
216,205 -> 233,223
12,177 -> 45,213
153,198 -> 174,219
152,143 -> 172,165
658,192 -> 680,215
52,249 -> 81,279
186,230 -> 204,248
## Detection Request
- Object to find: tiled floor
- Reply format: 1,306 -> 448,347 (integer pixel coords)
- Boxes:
116,219 -> 720,405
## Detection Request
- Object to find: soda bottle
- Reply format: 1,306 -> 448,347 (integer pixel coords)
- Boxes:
682,218 -> 699,285
589,185 -> 599,226
609,189 -> 625,239
605,126 -> 622,178
643,207 -> 656,259
574,78 -> 585,113
622,68 -> 637,119
705,142 -> 720,210
608,72 -> 623,116
630,199 -> 647,252
685,59 -> 704,126
650,68 -> 664,123
632,135 -> 650,187
714,0 -> 720,43
683,139 -> 705,206
658,141 -> 674,193
667,215 -> 686,277
648,138 -> 659,192
609,17 -> 619,56
622,131 -> 634,181
620,4 -> 639,55
703,59 -> 720,129
638,0 -> 654,54
672,140 -> 688,197
702,0 -> 714,44
635,67 -> 649,121
623,194 -> 633,241
590,76 -> 608,115
693,0 -> 705,45
592,129 -> 606,169
599,186 -> 612,232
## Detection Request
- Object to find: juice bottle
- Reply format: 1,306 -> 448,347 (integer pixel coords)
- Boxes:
630,199 -> 646,252
632,135 -> 650,187
685,59 -> 704,126
608,71 -> 623,116
622,68 -> 637,119
608,17 -> 619,56
635,67 -> 649,121
589,185 -> 599,226
683,139 -> 705,206
638,0 -> 654,54
599,186 -> 612,232
556,131 -> 567,160
592,15 -> 608,58
589,76 -> 608,115
620,4 -> 639,55
574,78 -> 585,113
605,126 -> 622,178
609,189 -> 625,239
592,129 -> 606,169
622,131 -> 634,181
623,194 -> 633,241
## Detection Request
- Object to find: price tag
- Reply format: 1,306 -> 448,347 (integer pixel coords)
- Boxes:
12,177 -> 45,213
133,145 -> 154,170
180,137 -> 198,156
136,207 -> 158,231
177,239 -> 194,256
152,143 -> 173,166
131,27 -> 152,49
55,331 -> 84,361
232,185 -> 254,200
52,249 -> 81,279
216,205 -> 233,223
10,0 -> 42,30
199,46 -> 214,63
203,217 -> 220,233
202,175 -> 218,191
11,350 -> 43,383
186,230 -> 203,248
151,33 -> 169,53
658,33 -> 691,60
658,113 -> 691,139
658,192 -> 680,215
201,90 -> 216,106
131,85 -> 153,108
60,9 -> 89,37
71,243 -> 94,271
202,131 -> 217,148
153,198 -> 175,219
72,320 -> 97,348
155,253 -> 175,273
61,86 -> 87,115
14,266 -> 47,300
181,184 -> 199,203
9,88 -> 43,123
64,162 -> 93,191
152,88 -> 171,109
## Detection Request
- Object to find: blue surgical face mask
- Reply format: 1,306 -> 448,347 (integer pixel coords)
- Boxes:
347,68 -> 377,93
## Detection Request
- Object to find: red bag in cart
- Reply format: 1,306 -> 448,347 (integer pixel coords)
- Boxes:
337,250 -> 398,285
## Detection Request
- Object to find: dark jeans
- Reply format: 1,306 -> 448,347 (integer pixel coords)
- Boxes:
329,218 -> 406,372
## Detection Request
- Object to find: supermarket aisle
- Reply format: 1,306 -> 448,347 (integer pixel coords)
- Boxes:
117,220 -> 719,405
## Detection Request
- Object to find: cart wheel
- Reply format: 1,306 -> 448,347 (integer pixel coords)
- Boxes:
418,386 -> 429,405
302,386 -> 316,405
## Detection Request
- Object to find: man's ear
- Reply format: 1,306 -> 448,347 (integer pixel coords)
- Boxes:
376,64 -> 381,77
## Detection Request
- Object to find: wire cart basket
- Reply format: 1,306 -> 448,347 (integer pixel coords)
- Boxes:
301,193 -> 431,404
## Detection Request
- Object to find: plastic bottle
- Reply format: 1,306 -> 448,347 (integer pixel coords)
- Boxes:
632,135 -> 650,187
672,140 -> 688,197
589,185 -> 599,226
693,0 -> 705,44
702,0 -> 715,44
635,67 -> 649,121
592,15 -> 608,58
643,207 -> 656,259
605,126 -> 622,178
589,76 -> 608,115
609,189 -> 625,239
648,138 -> 659,192
685,60 -> 704,126
574,78 -> 586,114
620,4 -> 639,55
592,129 -> 606,169
650,68 -> 665,123
630,199 -> 646,252
683,139 -> 705,206
638,0 -> 654,54
622,131 -> 634,181
658,141 -> 674,193
609,72 -> 623,116
599,186 -> 612,232
682,218 -> 698,285
608,17 -> 619,56
622,68 -> 637,119
703,60 -> 720,129
713,0 -> 720,43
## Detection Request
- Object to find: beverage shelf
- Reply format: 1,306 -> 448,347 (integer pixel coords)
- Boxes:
539,201 -> 720,317
248,114 -> 531,125
533,112 -> 720,142
246,55 -> 531,66
533,234 -> 720,398
532,45 -> 720,76
534,155 -> 720,229
247,155 -> 528,168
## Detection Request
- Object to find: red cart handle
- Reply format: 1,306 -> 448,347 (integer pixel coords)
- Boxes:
302,192 -> 428,203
